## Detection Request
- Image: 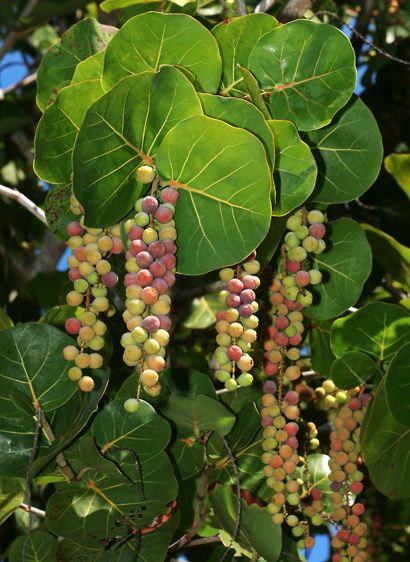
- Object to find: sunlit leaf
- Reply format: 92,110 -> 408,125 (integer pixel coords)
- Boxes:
385,342 -> 410,426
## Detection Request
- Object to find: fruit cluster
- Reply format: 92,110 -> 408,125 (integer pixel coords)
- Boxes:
214,254 -> 261,390
63,196 -> 123,391
121,180 -> 178,403
329,393 -> 371,562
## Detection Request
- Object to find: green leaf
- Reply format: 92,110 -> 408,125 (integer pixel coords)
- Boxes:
34,79 -> 105,184
8,530 -> 57,562
78,436 -> 131,483
71,51 -> 104,85
212,13 -> 279,97
309,320 -> 336,376
170,429 -> 204,479
239,67 -> 271,119
199,93 -> 275,169
44,183 -> 77,240
227,402 -> 261,451
306,218 -> 372,321
36,19 -> 117,111
0,323 -> 78,417
156,114 -> 272,274
362,223 -> 410,290
330,351 -> 380,390
29,368 -> 110,478
0,416 -> 44,477
385,342 -> 410,426
160,394 -> 235,436
268,120 -> 317,215
361,380 -> 410,498
182,294 -> 224,329
308,97 -> 383,203
210,485 -> 282,561
303,454 -> 332,512
331,302 -> 410,365
248,20 -> 356,131
92,399 -> 171,461
0,307 -> 13,330
162,367 -> 216,398
256,216 -> 287,271
0,477 -> 25,525
73,65 -> 203,227
102,12 -> 221,93
384,153 -> 410,199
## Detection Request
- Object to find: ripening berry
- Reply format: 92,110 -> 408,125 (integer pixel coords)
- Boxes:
285,232 -> 300,249
124,398 -> 140,413
160,187 -> 179,204
302,235 -> 319,252
88,336 -> 105,351
142,196 -> 159,214
89,353 -> 103,369
140,369 -> 159,387
295,225 -> 309,240
295,270 -> 310,287
66,291 -> 84,307
288,246 -> 307,262
78,376 -> 95,392
309,223 -> 326,239
308,269 -> 323,285
137,165 -> 156,184
286,215 -> 302,231
68,366 -> 82,381
286,260 -> 300,273
75,353 -> 91,369
63,345 -> 79,361
155,205 -> 174,224
243,259 -> 260,274
307,210 -> 325,224
67,221 -> 84,237
298,290 -> 313,306
142,315 -> 161,333
65,317 -> 81,335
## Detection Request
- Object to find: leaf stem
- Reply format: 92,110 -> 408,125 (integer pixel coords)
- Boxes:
40,411 -> 76,482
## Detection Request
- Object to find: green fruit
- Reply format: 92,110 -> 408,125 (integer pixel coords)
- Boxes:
309,269 -> 322,285
313,239 -> 326,254
136,165 -> 155,184
124,398 -> 140,413
88,336 -> 104,351
142,227 -> 158,244
288,246 -> 307,262
307,210 -> 325,224
297,290 -> 313,306
284,232 -> 300,249
286,215 -> 302,231
295,225 -> 309,240
74,279 -> 89,293
135,212 -> 150,227
302,236 -> 319,252
224,378 -> 238,391
216,370 -> 230,382
237,373 -> 253,387
132,327 -> 148,343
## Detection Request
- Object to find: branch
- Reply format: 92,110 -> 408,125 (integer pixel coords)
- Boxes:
0,0 -> 40,62
0,184 -> 47,225
20,503 -> 45,518
40,411 -> 76,482
236,0 -> 247,16
185,536 -> 221,547
351,0 -> 375,58
254,0 -> 276,13
0,72 -> 37,98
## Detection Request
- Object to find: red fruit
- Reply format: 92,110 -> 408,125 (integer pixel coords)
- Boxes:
264,362 -> 278,376
227,345 -> 243,361
274,332 -> 289,347
263,381 -> 276,394
128,226 -> 144,240
289,334 -> 302,346
225,294 -> 241,308
348,534 -> 360,545
285,437 -> 298,449
309,223 -> 326,239
101,271 -> 119,287
216,311 -> 226,321
155,205 -> 173,224
295,270 -> 310,287
130,239 -> 147,255
111,237 -> 123,254
238,304 -> 253,317
135,269 -> 153,287
160,253 -> 176,270
124,272 -> 139,286
262,416 -> 274,427
65,317 -> 81,335
286,260 -> 300,273
142,315 -> 160,333
141,287 -> 159,305
284,422 -> 298,437
163,271 -> 175,287
267,326 -> 278,339
350,482 -> 363,495
150,260 -> 167,278
242,275 -> 258,289
148,241 -> 166,258
275,316 -> 290,330
284,391 -> 299,405
68,268 -> 81,282
240,289 -> 255,303
136,251 -> 153,268
67,221 -> 83,236
158,315 -> 171,330
227,278 -> 244,294
352,503 -> 365,516
332,555 -> 342,562
142,196 -> 159,214
284,299 -> 298,311
152,277 -> 168,294
163,239 -> 177,254
337,529 -> 349,541
74,246 -> 87,262
310,488 -> 322,501
348,397 -> 362,411
160,187 -> 179,204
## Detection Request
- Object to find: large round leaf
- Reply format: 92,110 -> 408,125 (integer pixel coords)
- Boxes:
331,302 -> 410,365
34,79 -> 105,184
329,351 -> 380,390
309,320 -> 337,376
308,97 -> 383,203
212,13 -> 279,97
92,399 -> 171,461
71,51 -> 104,85
199,93 -> 275,169
268,120 -> 317,215
248,20 -> 356,131
0,323 -> 77,417
36,18 -> 117,111
361,381 -> 410,499
306,218 -> 372,321
44,183 -> 77,240
155,115 -> 272,274
8,531 -> 57,562
72,65 -> 203,226
102,12 -> 221,93
0,477 -> 25,525
385,342 -> 410,426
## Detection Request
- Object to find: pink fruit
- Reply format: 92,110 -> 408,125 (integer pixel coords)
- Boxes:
160,187 -> 179,204
158,315 -> 171,330
152,277 -> 168,294
225,294 -> 240,308
124,272 -> 139,287
68,268 -> 81,282
238,304 -> 253,317
128,226 -> 144,240
295,270 -> 310,287
111,237 -> 123,254
101,271 -> 119,287
163,239 -> 177,254
67,221 -> 84,236
74,246 -> 87,262
129,240 -> 147,255
142,315 -> 160,333
289,334 -> 302,346
163,271 -> 175,287
263,381 -> 277,394
274,332 -> 288,347
227,278 -> 244,294
284,391 -> 299,405
155,205 -> 174,224
309,223 -> 326,239
264,362 -> 279,376
148,241 -> 166,258
242,275 -> 258,289
227,345 -> 243,361
135,269 -> 153,287
142,196 -> 159,214
65,317 -> 81,335
240,289 -> 255,303
160,253 -> 176,270
136,251 -> 153,268
275,316 -> 289,330
284,422 -> 298,436
149,260 -> 167,278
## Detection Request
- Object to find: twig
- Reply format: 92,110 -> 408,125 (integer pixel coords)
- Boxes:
255,0 -> 276,13
25,407 -> 43,530
0,0 -> 40,62
0,72 -> 37,98
236,0 -> 247,16
40,411 -> 75,482
20,504 -> 45,518
185,536 -> 221,548
0,184 -> 47,225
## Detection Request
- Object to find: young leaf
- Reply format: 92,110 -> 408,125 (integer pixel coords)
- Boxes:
308,97 -> 383,203
73,65 -> 203,226
155,114 -> 272,274
248,20 -> 356,131
102,12 -> 221,93
268,120 -> 317,215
